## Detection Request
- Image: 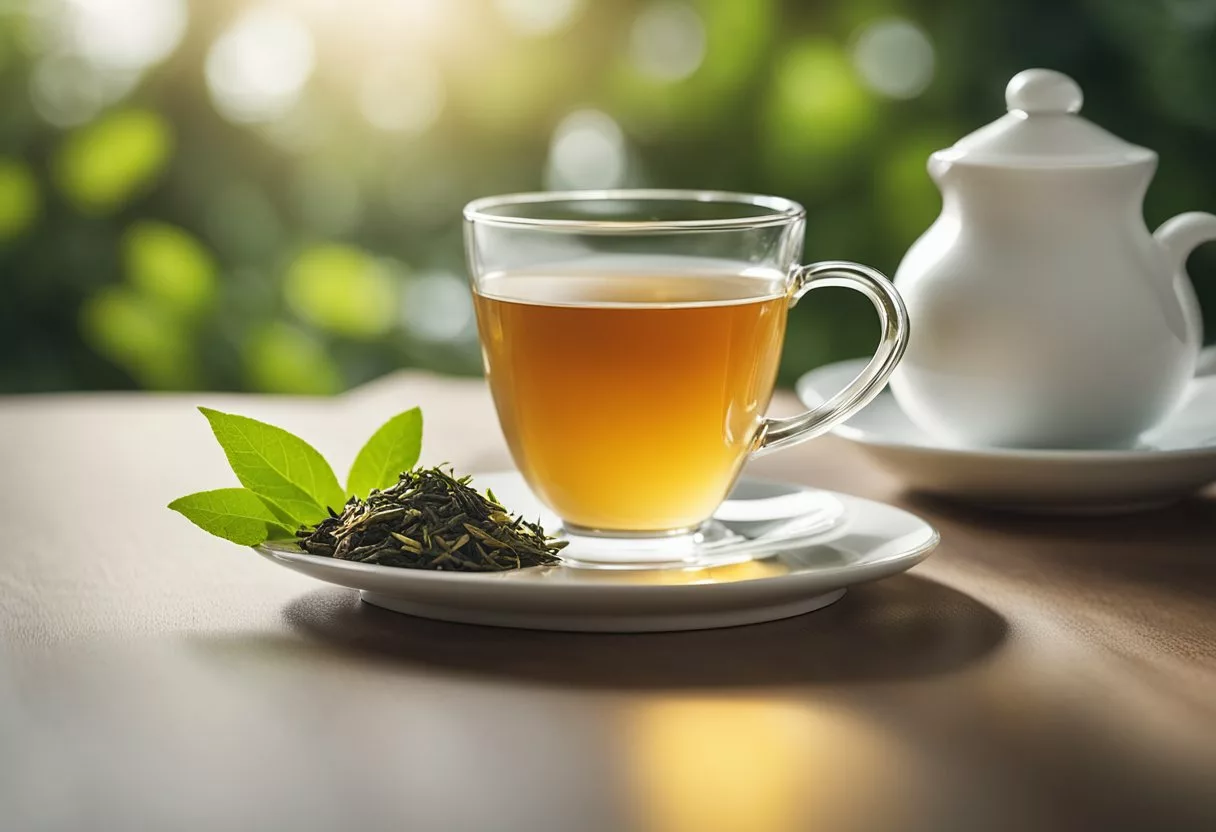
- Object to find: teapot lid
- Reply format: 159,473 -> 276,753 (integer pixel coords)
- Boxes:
936,69 -> 1155,168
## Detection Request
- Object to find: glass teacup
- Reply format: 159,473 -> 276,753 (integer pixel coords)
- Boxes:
464,190 -> 908,567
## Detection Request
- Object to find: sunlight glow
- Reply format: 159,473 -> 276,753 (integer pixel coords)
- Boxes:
205,7 -> 316,124
495,0 -> 584,36
628,699 -> 908,832
53,0 -> 187,72
383,0 -> 451,32
28,0 -> 186,124
359,59 -> 445,134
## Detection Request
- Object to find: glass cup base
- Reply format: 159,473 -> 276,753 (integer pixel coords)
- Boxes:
555,520 -> 758,570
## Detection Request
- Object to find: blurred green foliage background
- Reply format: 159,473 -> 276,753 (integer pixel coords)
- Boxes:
2,0 -> 1215,394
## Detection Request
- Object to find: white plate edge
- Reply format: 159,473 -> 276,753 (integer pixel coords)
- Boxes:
795,359 -> 1216,463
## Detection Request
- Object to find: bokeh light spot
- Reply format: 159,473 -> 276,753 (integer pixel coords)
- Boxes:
764,40 -> 876,182
79,286 -> 195,389
123,221 -> 216,316
29,53 -> 106,127
495,0 -> 583,36
609,0 -> 773,134
359,58 -> 445,134
546,109 -> 628,190
205,6 -> 315,124
629,2 -> 706,83
0,159 -> 41,242
773,42 -> 874,147
54,108 -> 172,214
851,18 -> 935,100
244,322 -> 341,395
284,244 -> 398,339
48,0 -> 187,73
28,0 -> 184,125
1165,0 -> 1216,29
400,271 -> 474,343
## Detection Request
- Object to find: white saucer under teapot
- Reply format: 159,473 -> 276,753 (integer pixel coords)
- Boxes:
890,68 -> 1216,450
797,350 -> 1216,514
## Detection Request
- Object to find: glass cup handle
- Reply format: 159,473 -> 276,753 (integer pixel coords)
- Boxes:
753,260 -> 910,456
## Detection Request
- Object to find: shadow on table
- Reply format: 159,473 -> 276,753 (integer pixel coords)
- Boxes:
905,492 -> 1216,599
905,491 -> 1216,540
280,573 -> 1007,689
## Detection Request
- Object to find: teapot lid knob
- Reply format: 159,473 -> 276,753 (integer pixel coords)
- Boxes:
1005,69 -> 1083,114
938,67 -> 1153,167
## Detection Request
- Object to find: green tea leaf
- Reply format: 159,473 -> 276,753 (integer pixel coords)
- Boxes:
169,488 -> 293,545
346,407 -> 423,499
198,407 -> 344,525
257,494 -> 306,533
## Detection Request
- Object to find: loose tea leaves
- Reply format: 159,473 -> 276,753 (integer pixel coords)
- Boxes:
171,407 -> 563,572
297,466 -> 566,571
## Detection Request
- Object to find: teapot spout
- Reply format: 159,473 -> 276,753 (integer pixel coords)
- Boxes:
1154,212 -> 1216,275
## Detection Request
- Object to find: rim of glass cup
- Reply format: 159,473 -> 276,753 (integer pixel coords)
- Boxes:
463,189 -> 806,232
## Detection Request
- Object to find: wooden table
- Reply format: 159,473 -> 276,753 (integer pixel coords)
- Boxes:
2,374 -> 1214,832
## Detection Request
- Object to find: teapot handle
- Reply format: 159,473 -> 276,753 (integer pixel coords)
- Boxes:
1154,212 -> 1216,275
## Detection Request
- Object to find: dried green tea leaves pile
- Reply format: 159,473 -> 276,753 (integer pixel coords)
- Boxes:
298,467 -> 566,571
170,406 -> 565,572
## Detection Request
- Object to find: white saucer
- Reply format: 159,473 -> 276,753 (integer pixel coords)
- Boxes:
797,354 -> 1216,514
256,472 -> 938,632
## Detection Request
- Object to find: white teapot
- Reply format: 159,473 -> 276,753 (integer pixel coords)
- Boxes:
890,68 -> 1216,449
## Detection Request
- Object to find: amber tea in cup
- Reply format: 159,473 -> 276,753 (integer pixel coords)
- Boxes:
465,191 -> 908,567
475,267 -> 787,532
